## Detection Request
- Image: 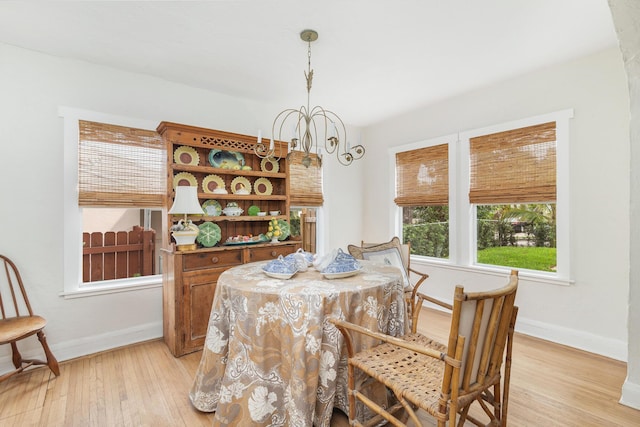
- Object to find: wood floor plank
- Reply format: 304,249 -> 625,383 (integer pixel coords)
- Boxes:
0,307 -> 638,426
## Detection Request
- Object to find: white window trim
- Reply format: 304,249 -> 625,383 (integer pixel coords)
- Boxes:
389,109 -> 574,286
59,106 -> 162,298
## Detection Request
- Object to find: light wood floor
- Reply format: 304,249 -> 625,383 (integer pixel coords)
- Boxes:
1,308 -> 639,426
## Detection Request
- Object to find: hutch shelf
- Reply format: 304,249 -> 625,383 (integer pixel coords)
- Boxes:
158,122 -> 300,356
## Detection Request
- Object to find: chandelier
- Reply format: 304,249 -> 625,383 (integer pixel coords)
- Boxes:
254,29 -> 365,168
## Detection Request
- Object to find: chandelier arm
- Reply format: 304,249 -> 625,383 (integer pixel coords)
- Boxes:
257,28 -> 364,168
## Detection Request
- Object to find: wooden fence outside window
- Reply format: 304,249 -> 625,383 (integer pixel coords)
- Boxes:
82,226 -> 156,282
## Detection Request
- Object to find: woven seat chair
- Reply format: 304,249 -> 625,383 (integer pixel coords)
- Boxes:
347,237 -> 452,333
0,254 -> 60,382
331,270 -> 519,427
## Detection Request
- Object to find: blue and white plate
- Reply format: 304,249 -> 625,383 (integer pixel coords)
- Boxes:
321,269 -> 361,280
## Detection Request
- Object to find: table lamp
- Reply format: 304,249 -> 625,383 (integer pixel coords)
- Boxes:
169,185 -> 204,251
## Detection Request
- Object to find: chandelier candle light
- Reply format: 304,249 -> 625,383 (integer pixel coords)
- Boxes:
254,29 -> 365,168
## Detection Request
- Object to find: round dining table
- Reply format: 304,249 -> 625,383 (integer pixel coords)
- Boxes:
189,259 -> 407,427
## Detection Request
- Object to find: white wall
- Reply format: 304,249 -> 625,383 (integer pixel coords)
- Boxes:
0,42 -> 361,372
363,47 -> 631,362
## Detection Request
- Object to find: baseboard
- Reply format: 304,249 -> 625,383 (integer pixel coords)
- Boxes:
0,321 -> 163,375
509,317 -> 627,362
621,379 -> 640,410
422,303 -> 627,362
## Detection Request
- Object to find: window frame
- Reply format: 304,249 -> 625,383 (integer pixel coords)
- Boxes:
390,109 -> 573,285
390,133 -> 458,263
60,107 -> 163,298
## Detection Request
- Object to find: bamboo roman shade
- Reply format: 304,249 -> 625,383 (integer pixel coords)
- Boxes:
78,120 -> 166,207
395,143 -> 449,206
469,122 -> 556,204
288,151 -> 324,206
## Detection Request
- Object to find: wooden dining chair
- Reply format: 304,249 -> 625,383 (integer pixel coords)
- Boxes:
331,270 -> 519,427
347,237 -> 452,333
0,254 -> 59,382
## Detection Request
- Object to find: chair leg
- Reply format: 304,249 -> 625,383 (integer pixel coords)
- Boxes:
37,330 -> 60,376
10,342 -> 23,369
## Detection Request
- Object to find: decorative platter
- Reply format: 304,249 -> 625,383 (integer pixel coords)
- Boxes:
202,200 -> 222,216
223,234 -> 268,246
202,174 -> 225,194
209,149 -> 245,169
253,177 -> 273,196
321,269 -> 361,280
231,176 -> 252,194
262,270 -> 297,280
276,219 -> 290,241
247,205 -> 260,216
260,157 -> 279,173
173,172 -> 197,189
197,222 -> 221,247
174,146 -> 200,166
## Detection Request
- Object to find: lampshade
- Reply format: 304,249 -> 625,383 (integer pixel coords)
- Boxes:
169,186 -> 204,215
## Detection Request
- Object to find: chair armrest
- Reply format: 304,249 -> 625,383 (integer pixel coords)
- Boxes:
416,291 -> 453,311
329,317 -> 460,368
405,268 -> 452,333
408,266 -> 428,284
408,267 -> 453,312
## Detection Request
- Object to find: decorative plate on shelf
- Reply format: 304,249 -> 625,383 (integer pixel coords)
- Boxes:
196,222 -> 221,247
260,157 -> 280,173
201,200 -> 222,216
276,219 -> 290,241
173,146 -> 200,166
253,177 -> 273,196
209,149 -> 245,169
202,174 -> 225,194
231,176 -> 252,194
248,205 -> 260,216
223,234 -> 268,245
173,172 -> 197,189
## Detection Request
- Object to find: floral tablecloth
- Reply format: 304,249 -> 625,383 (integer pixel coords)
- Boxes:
189,260 -> 407,427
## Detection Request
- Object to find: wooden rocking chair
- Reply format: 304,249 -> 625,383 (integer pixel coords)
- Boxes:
331,270 -> 519,426
0,254 -> 60,382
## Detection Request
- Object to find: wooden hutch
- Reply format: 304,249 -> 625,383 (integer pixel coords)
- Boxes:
158,122 -> 300,357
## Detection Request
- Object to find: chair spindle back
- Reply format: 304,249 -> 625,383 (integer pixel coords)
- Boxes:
0,254 -> 34,320
443,270 -> 518,397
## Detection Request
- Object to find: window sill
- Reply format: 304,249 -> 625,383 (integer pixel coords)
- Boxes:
60,275 -> 162,299
411,257 -> 573,287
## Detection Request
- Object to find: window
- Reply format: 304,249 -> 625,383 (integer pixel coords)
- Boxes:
78,120 -> 165,284
289,151 -> 323,254
395,143 -> 450,259
289,207 -> 318,253
61,108 -> 165,297
469,122 -> 557,272
289,151 -> 323,206
82,207 -> 163,282
392,110 -> 572,283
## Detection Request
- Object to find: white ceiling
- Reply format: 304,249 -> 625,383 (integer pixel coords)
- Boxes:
0,1 -> 618,127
